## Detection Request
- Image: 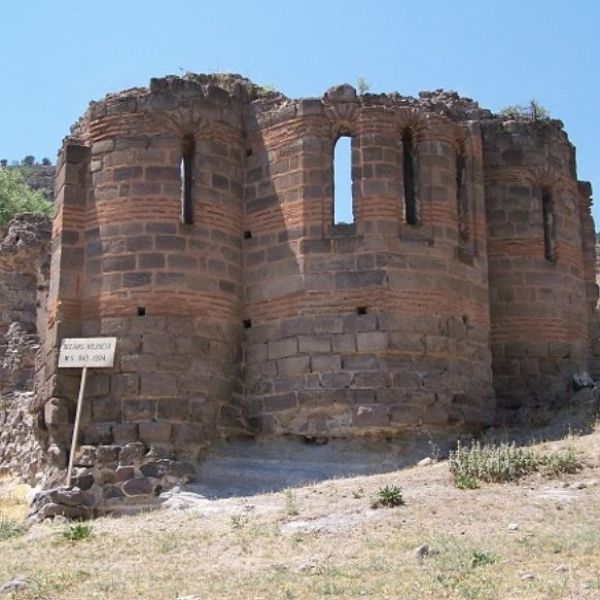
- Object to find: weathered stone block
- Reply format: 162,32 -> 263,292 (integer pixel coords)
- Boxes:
280,316 -> 314,337
311,354 -> 342,372
115,466 -> 135,482
352,404 -> 390,427
390,403 -> 424,423
344,314 -> 377,333
172,423 -> 203,447
139,422 -> 172,444
278,355 -> 310,375
335,270 -> 386,289
320,372 -> 352,388
140,373 -> 177,397
103,485 -> 125,499
119,442 -> 146,465
352,371 -> 392,388
332,333 -> 356,352
356,331 -> 389,352
389,332 -> 426,354
122,399 -> 156,421
96,445 -> 120,466
263,393 -> 298,412
298,336 -> 331,353
314,315 -> 345,334
342,355 -> 379,370
156,398 -> 190,421
112,423 -> 138,445
122,477 -> 153,496
92,396 -> 121,422
268,337 -> 297,359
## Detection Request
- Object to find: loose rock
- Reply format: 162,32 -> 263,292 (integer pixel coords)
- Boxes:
0,578 -> 28,594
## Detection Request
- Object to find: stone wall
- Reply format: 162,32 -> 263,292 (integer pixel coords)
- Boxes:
25,74 -> 598,481
0,214 -> 52,483
0,214 -> 51,394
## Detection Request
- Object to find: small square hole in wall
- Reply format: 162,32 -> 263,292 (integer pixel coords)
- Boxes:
137,307 -> 146,317
243,319 -> 252,329
243,230 -> 252,240
356,306 -> 368,315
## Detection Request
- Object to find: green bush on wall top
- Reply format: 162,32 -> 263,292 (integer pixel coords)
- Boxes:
0,168 -> 53,226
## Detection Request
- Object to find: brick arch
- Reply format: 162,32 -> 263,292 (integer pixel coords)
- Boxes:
161,109 -> 213,141
526,165 -> 564,193
394,107 -> 429,142
325,102 -> 359,140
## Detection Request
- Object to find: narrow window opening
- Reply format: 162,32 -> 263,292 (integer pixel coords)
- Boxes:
243,230 -> 252,240
356,306 -> 368,315
245,148 -> 253,157
180,136 -> 195,225
456,147 -> 470,248
137,307 -> 146,317
542,187 -> 556,261
243,319 -> 252,329
333,135 -> 353,225
402,128 -> 418,225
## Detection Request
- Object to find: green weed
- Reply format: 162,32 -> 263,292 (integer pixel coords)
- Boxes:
63,523 -> 93,542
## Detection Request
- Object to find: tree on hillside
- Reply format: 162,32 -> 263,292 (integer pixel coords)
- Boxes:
22,155 -> 35,167
0,168 -> 53,226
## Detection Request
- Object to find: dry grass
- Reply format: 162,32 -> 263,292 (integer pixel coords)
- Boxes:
0,478 -> 30,521
0,429 -> 599,599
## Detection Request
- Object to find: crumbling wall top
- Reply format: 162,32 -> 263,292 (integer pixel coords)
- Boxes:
63,73 -> 574,145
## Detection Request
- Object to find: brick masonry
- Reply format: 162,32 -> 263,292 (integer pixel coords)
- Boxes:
31,74 -> 597,461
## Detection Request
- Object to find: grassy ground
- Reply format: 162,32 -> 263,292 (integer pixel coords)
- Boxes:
0,428 -> 599,600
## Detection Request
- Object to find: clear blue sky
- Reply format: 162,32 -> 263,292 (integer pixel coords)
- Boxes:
1,0 -> 599,225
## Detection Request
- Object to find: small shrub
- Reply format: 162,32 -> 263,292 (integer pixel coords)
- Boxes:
541,447 -> 581,477
453,472 -> 480,490
284,489 -> 299,518
0,514 -> 25,541
498,99 -> 550,121
230,513 -> 250,530
63,523 -> 92,542
356,76 -> 370,95
352,486 -> 365,499
470,549 -> 496,568
372,484 -> 404,508
449,441 -> 538,487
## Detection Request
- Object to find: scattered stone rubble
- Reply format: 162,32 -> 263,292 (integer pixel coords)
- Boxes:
27,442 -> 195,522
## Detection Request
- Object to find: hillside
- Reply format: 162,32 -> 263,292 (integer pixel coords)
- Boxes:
0,419 -> 598,599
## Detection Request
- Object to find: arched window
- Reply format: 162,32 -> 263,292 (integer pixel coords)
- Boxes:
180,135 -> 195,225
402,128 -> 418,225
542,187 -> 556,261
456,146 -> 470,249
333,135 -> 353,225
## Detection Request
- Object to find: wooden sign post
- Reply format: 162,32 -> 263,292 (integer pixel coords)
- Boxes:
58,337 -> 117,486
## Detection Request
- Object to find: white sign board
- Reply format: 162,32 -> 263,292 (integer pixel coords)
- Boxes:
58,337 -> 117,368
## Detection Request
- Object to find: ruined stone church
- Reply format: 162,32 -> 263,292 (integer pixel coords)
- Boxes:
1,74 -> 598,501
